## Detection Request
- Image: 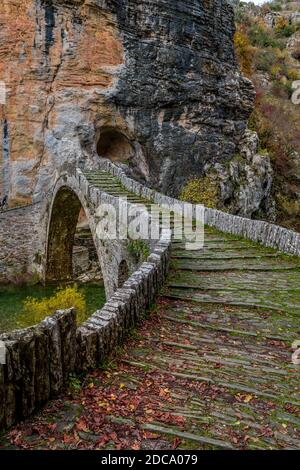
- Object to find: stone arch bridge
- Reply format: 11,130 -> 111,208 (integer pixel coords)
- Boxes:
2,159 -> 300,293
0,160 -> 300,449
1,163 -> 164,298
43,168 -> 148,299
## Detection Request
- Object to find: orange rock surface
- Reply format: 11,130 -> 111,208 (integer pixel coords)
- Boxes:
0,0 -> 124,204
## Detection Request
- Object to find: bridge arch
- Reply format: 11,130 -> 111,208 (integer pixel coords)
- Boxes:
46,186 -> 82,282
44,172 -> 136,299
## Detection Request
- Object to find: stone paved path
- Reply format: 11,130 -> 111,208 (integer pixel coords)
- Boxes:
0,171 -> 299,450
1,227 -> 299,450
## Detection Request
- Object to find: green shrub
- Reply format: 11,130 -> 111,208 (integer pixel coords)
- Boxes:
128,240 -> 150,263
268,1 -> 282,12
277,25 -> 295,38
248,24 -> 282,49
287,68 -> 300,81
254,49 -> 277,72
180,177 -> 219,208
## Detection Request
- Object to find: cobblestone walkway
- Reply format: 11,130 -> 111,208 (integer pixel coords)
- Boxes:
1,226 -> 299,450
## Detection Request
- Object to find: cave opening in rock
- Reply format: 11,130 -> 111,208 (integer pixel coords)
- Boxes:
97,127 -> 134,163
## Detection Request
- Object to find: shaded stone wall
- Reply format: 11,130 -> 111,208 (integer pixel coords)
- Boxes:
46,186 -> 83,282
0,203 -> 43,283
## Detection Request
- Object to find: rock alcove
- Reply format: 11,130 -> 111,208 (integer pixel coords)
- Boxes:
97,128 -> 134,164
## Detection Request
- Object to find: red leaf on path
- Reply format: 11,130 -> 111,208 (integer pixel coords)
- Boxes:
96,436 -> 110,448
76,419 -> 88,432
131,441 -> 141,450
110,432 -> 118,441
172,437 -> 182,449
48,423 -> 57,431
143,431 -> 160,440
174,415 -> 185,427
63,434 -> 74,444
157,412 -> 185,428
93,416 -> 104,426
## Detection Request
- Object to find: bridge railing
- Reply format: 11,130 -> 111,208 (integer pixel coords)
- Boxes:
94,158 -> 300,256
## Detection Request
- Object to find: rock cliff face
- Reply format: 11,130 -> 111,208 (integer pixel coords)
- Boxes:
0,0 -> 264,215
203,130 -> 275,220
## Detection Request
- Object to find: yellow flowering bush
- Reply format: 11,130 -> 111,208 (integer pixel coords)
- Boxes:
19,285 -> 86,327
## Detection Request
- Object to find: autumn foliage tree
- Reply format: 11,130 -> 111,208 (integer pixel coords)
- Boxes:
234,28 -> 256,76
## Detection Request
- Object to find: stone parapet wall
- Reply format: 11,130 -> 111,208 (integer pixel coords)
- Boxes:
76,237 -> 171,371
204,208 -> 300,257
97,159 -> 300,256
0,309 -> 77,429
0,234 -> 171,430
